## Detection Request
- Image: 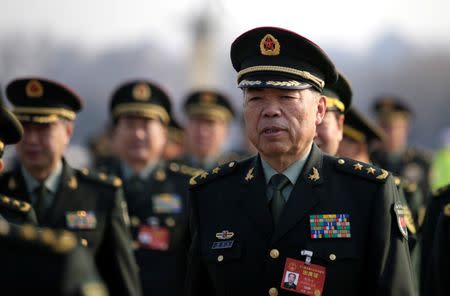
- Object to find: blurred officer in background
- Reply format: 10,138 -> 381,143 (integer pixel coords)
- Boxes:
0,78 -> 141,296
181,90 -> 236,170
371,97 -> 432,203
162,117 -> 185,161
314,72 -> 352,156
103,80 -> 199,296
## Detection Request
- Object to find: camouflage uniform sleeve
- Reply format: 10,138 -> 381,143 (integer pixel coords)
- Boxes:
368,175 -> 417,295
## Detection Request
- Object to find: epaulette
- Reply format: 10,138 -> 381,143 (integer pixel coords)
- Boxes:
189,161 -> 238,188
168,162 -> 204,177
0,195 -> 32,213
0,222 -> 77,254
433,184 -> 450,198
335,158 -> 389,183
78,168 -> 123,188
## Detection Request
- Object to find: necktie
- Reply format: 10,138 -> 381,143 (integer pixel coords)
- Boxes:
269,174 -> 290,226
34,183 -> 49,222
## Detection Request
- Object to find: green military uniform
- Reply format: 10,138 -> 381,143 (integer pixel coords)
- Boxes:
1,78 -> 141,296
420,185 -> 450,295
186,26 -> 415,296
106,80 -> 202,296
0,220 -> 108,296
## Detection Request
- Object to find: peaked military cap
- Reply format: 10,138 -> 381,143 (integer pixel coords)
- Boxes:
372,95 -> 412,120
183,90 -> 234,122
343,107 -> 385,144
230,26 -> 338,91
0,107 -> 23,156
6,78 -> 82,123
110,80 -> 172,125
323,72 -> 352,113
168,117 -> 184,144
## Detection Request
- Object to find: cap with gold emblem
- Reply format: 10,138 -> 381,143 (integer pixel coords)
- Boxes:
372,96 -> 412,121
230,26 -> 337,91
323,72 -> 352,114
183,90 -> 235,122
6,78 -> 82,123
110,80 -> 172,125
0,107 -> 23,156
343,107 -> 385,144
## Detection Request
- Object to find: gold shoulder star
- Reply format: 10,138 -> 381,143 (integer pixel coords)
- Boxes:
212,167 -> 220,174
366,167 -> 376,174
353,163 -> 363,170
200,172 -> 209,179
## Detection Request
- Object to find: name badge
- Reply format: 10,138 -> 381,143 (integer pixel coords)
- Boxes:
211,240 -> 234,249
137,225 -> 170,251
309,214 -> 351,239
281,257 -> 326,295
152,193 -> 182,214
66,211 -> 97,229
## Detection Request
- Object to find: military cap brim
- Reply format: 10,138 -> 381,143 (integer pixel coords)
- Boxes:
372,95 -> 412,119
0,107 -> 23,148
183,90 -> 234,122
110,80 -> 172,125
230,26 -> 338,91
323,72 -> 352,113
343,107 -> 385,143
6,78 -> 82,123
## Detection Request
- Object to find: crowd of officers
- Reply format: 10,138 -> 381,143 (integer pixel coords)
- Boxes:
0,26 -> 447,296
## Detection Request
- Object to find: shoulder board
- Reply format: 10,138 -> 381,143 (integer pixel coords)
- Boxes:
168,162 -> 204,177
0,195 -> 32,213
189,161 -> 238,189
0,223 -> 77,254
433,184 -> 450,198
77,168 -> 123,188
335,158 -> 389,183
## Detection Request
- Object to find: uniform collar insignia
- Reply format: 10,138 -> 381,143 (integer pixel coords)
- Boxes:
8,177 -> 17,190
245,167 -> 254,182
67,176 -> 78,189
154,169 -> 166,181
308,167 -> 320,182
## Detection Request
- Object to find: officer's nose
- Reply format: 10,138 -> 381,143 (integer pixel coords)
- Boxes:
262,100 -> 282,118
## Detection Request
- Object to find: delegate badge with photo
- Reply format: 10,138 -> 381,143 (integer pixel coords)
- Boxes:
281,257 -> 326,296
137,224 -> 170,251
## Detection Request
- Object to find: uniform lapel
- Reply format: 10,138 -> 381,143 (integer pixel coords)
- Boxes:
240,156 -> 273,239
271,145 -> 324,244
46,160 -> 78,226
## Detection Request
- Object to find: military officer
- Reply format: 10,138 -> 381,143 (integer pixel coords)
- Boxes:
370,97 -> 431,204
186,27 -> 415,296
181,90 -> 236,170
0,78 -> 141,296
0,106 -> 36,224
314,72 -> 352,156
0,220 -> 108,296
420,184 -> 450,296
163,117 -> 185,161
102,80 -> 200,296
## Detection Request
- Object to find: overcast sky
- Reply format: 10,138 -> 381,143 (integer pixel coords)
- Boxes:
2,0 -> 449,53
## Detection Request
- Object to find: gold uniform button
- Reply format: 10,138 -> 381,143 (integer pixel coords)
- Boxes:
268,287 -> 278,296
165,217 -> 176,227
329,253 -> 336,261
217,255 -> 224,262
338,159 -> 345,165
269,249 -> 279,259
80,238 -> 88,247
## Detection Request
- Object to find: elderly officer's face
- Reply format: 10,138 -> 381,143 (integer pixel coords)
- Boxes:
16,120 -> 73,174
113,115 -> 167,166
185,116 -> 229,159
314,111 -> 344,156
244,88 -> 326,162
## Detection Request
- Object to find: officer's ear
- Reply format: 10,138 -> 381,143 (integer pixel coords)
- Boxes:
0,159 -> 4,173
315,94 -> 327,125
63,120 -> 75,140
